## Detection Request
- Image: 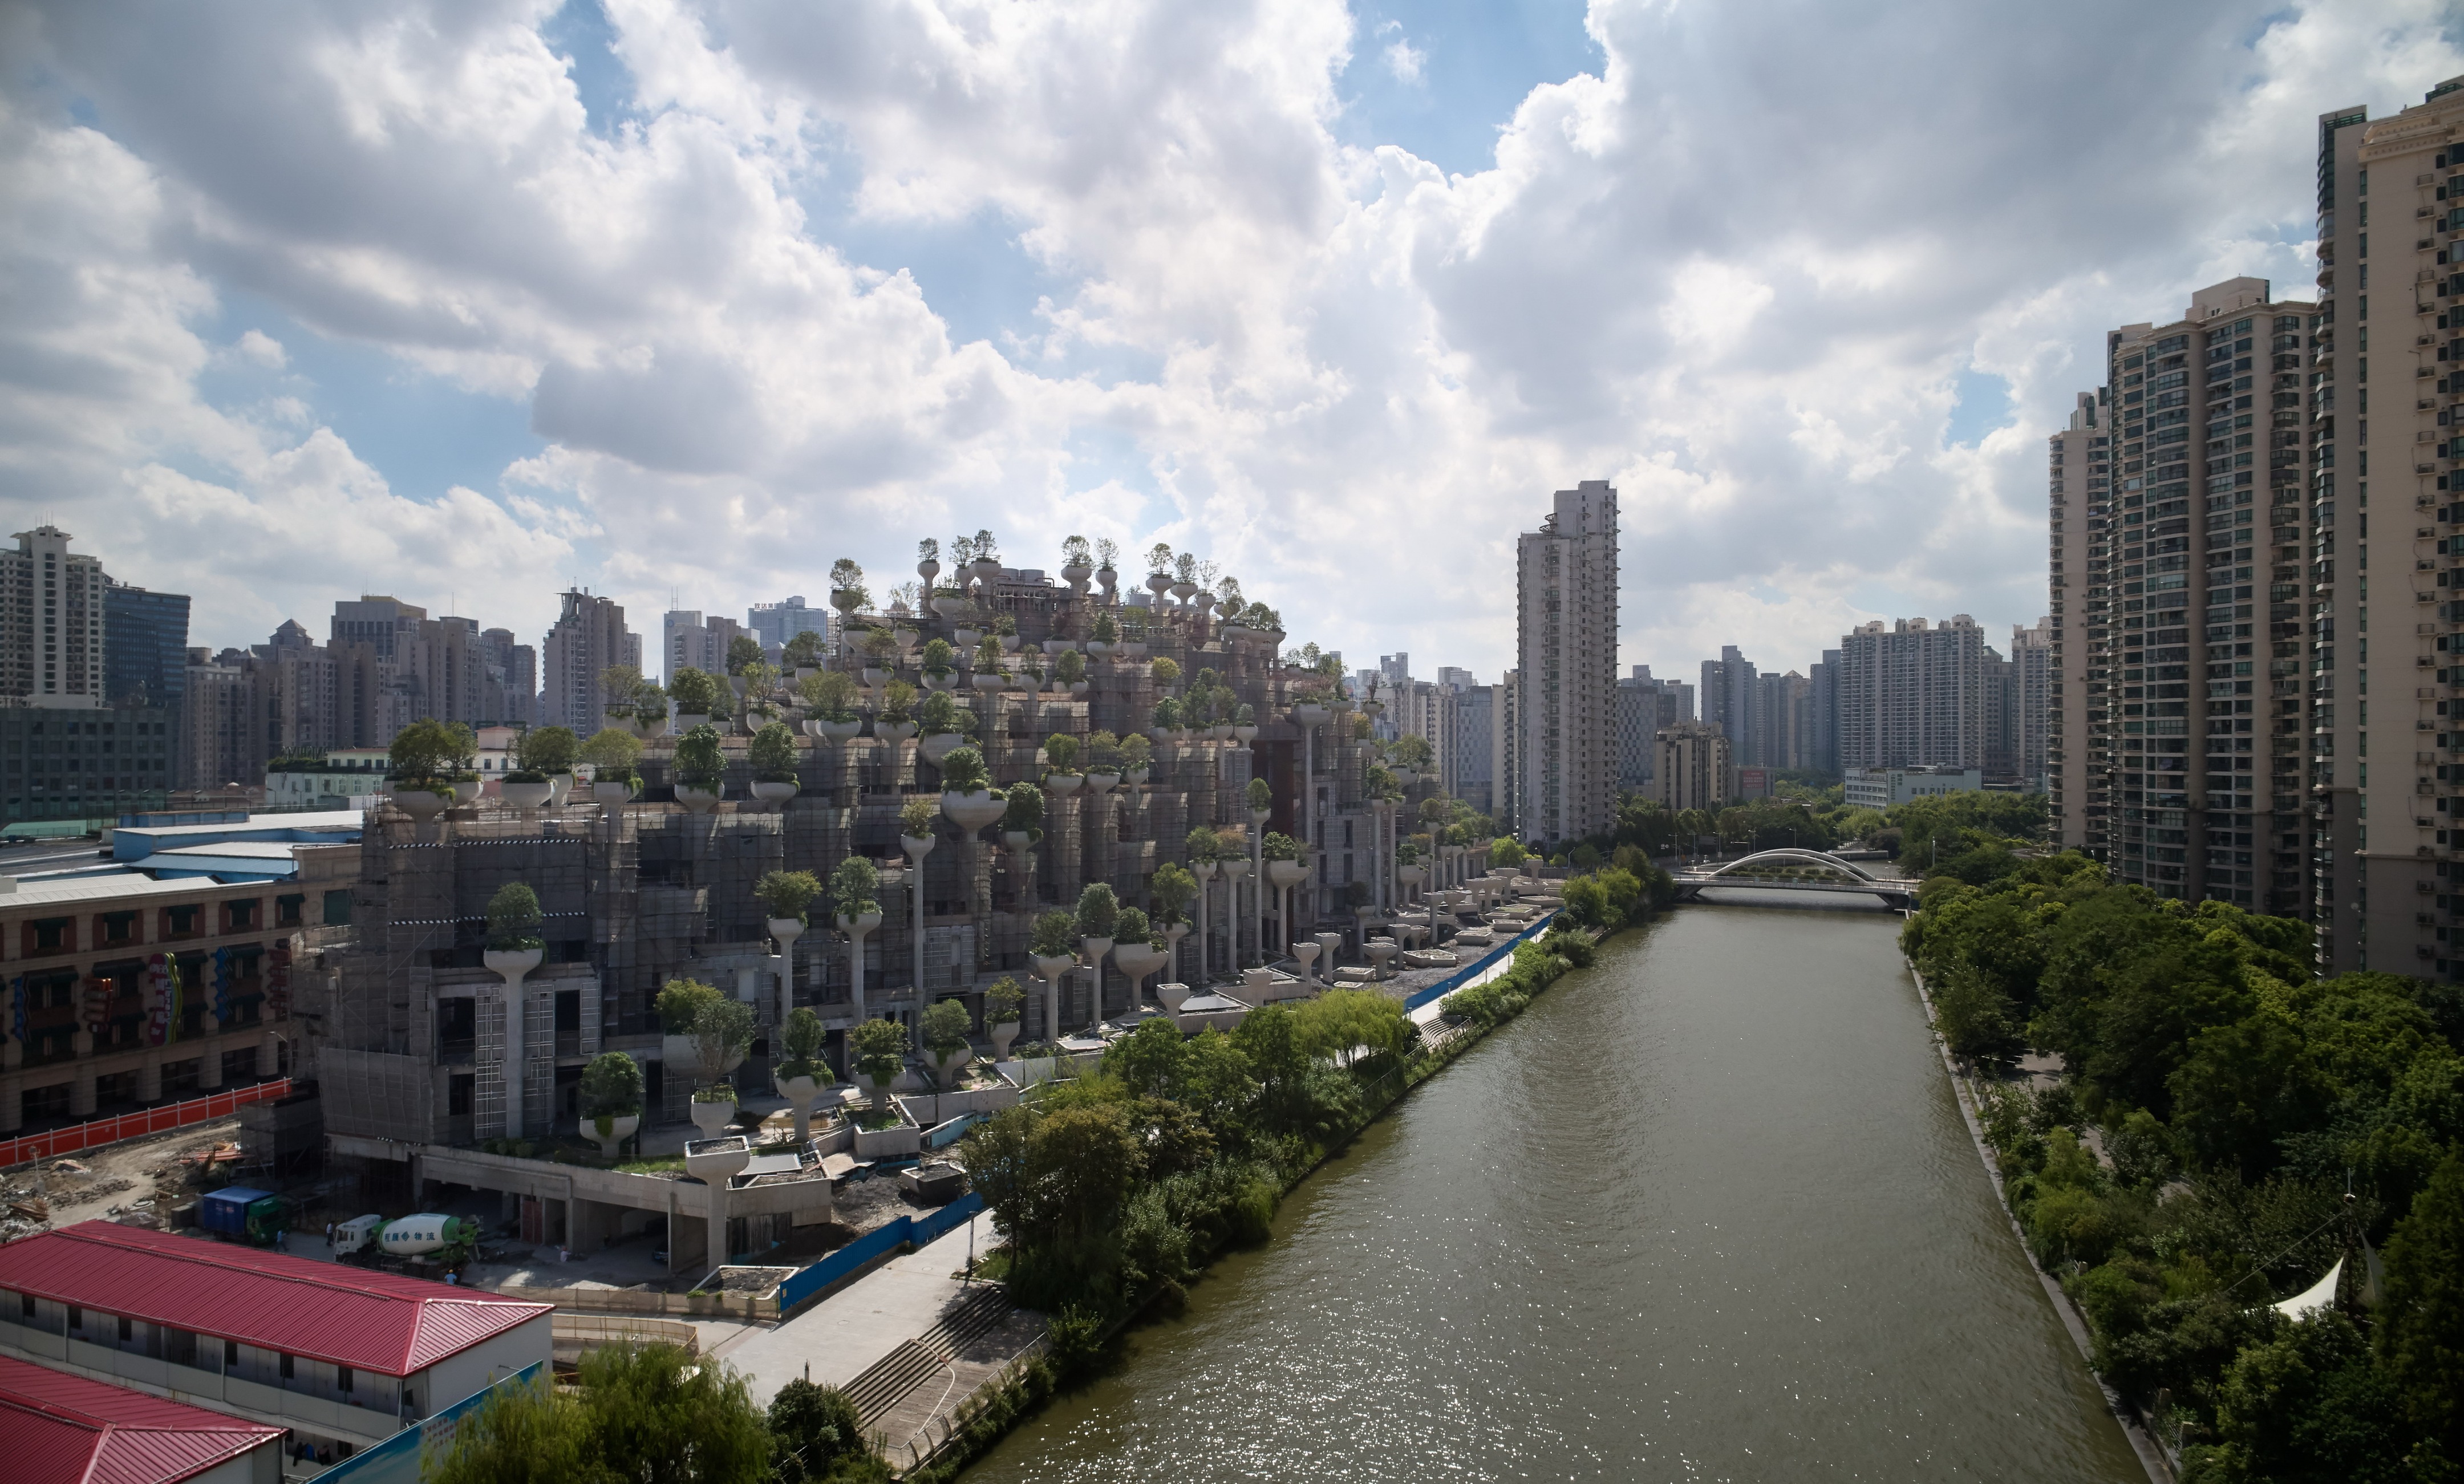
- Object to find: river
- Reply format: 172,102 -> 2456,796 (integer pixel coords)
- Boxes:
964,893 -> 2146,1482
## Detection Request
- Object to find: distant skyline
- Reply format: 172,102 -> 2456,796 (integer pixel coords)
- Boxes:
5,1 -> 2458,682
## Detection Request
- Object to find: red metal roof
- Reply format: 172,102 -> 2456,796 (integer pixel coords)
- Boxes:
0,1223 -> 551,1378
0,1352 -> 283,1484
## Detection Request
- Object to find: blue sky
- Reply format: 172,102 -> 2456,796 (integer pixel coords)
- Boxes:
6,0 -> 2460,680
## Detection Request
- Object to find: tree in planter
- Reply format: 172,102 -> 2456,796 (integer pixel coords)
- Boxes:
939,745 -> 992,794
1363,762 -> 1399,800
1150,656 -> 1181,689
1389,733 -> 1436,773
599,665 -> 644,721
1490,837 -> 1527,868
861,626 -> 898,667
921,637 -> 957,680
781,629 -> 826,671
899,795 -> 938,841
630,679 -> 669,730
915,690 -> 976,740
1076,882 -> 1120,941
829,857 -> 881,921
387,717 -> 459,789
445,722 -> 480,784
1085,730 -> 1122,775
1247,777 -> 1273,813
1043,733 -> 1081,775
1090,611 -> 1119,646
692,997 -> 757,1101
1150,697 -> 1182,731
1030,910 -> 1077,959
1150,862 -> 1197,926
1118,733 -> 1152,773
658,978 -> 724,1035
1061,534 -> 1093,569
1001,782 -> 1044,841
1261,832 -> 1302,862
1146,541 -> 1174,577
828,558 -> 870,611
668,666 -> 727,718
849,1016 -> 910,1108
579,1051 -> 645,1154
1054,650 -> 1087,688
511,725 -> 579,785
739,662 -> 783,720
984,976 -> 1026,1028
726,634 -> 764,676
485,883 -> 545,952
1095,536 -> 1120,571
799,668 -> 860,721
921,998 -> 974,1082
580,728 -> 644,791
756,869 -> 822,925
776,1008 -> 826,1082
675,724 -> 726,792
879,679 -> 917,727
1116,906 -> 1157,948
749,721 -> 799,787
974,633 -> 1006,674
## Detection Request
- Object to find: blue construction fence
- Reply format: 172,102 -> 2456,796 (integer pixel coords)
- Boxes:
313,1363 -> 544,1484
775,1192 -> 986,1313
1402,910 -> 1560,1013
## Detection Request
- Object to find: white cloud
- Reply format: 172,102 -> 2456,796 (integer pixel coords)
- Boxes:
1,0 -> 2459,684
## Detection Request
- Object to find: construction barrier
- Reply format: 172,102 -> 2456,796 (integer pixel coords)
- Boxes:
0,1078 -> 293,1170
1403,912 -> 1559,1012
775,1193 -> 985,1315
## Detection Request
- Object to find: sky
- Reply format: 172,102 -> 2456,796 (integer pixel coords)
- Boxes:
3,0 -> 2461,684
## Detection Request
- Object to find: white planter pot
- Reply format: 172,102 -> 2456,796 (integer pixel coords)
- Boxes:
875,720 -> 918,742
674,713 -> 711,732
919,732 -> 968,766
971,673 -> 1006,691
689,1097 -> 739,1137
752,780 -> 799,806
1086,640 -> 1113,658
548,772 -> 575,806
582,1112 -> 640,1160
1085,772 -> 1120,793
1267,859 -> 1310,889
502,780 -> 554,811
990,1020 -> 1020,1060
388,785 -> 451,820
452,779 -> 483,804
943,789 -> 1006,829
591,780 -> 637,806
1045,773 -> 1083,796
1233,725 -> 1258,741
677,784 -> 724,813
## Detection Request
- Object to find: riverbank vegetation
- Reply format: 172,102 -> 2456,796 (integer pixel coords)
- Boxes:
1534,788 -> 2045,883
1901,853 -> 2464,1481
426,1341 -> 885,1484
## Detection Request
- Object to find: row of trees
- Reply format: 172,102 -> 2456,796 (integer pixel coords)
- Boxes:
1900,854 -> 2464,1480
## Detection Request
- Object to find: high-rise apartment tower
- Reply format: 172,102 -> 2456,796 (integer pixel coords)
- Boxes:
1515,482 -> 1619,842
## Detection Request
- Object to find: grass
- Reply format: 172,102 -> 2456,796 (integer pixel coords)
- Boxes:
848,1105 -> 909,1132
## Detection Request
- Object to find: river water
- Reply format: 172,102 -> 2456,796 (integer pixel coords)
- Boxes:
966,894 -> 2146,1483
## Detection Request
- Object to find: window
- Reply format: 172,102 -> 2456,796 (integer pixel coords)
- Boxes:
165,905 -> 200,936
225,1339 -> 239,1369
226,899 -> 258,931
337,1366 -> 354,1394
117,1314 -> 132,1343
27,918 -> 70,954
279,1353 -> 295,1380
323,890 -> 352,927
449,1073 -> 475,1115
276,894 -> 305,926
98,911 -> 137,945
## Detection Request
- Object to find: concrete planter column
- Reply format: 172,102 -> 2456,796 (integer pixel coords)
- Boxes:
1314,931 -> 1343,990
683,1134 -> 751,1279
1247,806 -> 1272,967
485,946 -> 545,1140
1030,952 -> 1077,1043
1113,941 -> 1169,1010
1219,859 -> 1250,982
1161,921 -> 1192,991
1077,937 -> 1114,1029
1190,860 -> 1217,982
902,832 -> 937,1019
837,910 -> 882,1031
1288,938 -> 1319,987
768,918 -> 805,1028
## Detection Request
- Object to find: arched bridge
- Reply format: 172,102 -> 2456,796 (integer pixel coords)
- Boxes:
1669,848 -> 1918,909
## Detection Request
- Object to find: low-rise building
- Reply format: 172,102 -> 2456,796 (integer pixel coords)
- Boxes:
0,1222 -> 550,1463
0,811 -> 362,1133
0,1351 -> 284,1484
1843,765 -> 1984,810
1654,723 -> 1733,813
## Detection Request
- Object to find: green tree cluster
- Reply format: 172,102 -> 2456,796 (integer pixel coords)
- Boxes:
1902,856 -> 2464,1477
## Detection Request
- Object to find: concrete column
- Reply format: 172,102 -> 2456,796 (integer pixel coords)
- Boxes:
0,1078 -> 21,1134
136,1053 -> 161,1106
71,1062 -> 96,1117
198,1032 -> 223,1090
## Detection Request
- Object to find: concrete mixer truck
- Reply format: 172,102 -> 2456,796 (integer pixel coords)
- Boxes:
331,1213 -> 475,1264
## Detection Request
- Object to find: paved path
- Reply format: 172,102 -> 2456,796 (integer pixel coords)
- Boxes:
716,1209 -> 1000,1407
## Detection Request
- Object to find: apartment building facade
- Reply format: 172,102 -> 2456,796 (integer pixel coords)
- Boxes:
1,527 -> 107,708
2317,79 -> 2464,976
1515,482 -> 1620,844
543,591 -> 639,737
1836,615 -> 1988,772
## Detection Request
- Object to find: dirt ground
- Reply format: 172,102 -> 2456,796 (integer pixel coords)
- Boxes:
1,1117 -> 252,1242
